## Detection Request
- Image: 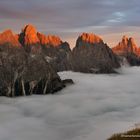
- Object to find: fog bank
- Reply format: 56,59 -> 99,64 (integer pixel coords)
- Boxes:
0,67 -> 140,140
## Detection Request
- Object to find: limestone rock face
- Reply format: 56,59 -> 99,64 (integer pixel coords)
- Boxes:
72,33 -> 120,73
0,30 -> 21,47
112,36 -> 140,66
0,45 -> 65,97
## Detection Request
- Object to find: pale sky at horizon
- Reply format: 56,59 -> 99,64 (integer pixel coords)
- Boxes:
0,0 -> 140,48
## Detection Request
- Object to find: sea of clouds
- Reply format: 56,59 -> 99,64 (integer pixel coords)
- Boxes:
0,66 -> 140,140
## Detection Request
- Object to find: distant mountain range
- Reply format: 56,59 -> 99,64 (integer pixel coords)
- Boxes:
0,24 -> 140,70
0,24 -> 140,97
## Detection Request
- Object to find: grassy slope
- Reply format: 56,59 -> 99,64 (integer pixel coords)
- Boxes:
108,128 -> 140,140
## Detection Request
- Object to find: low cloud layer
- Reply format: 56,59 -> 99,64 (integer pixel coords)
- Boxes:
0,67 -> 140,140
0,0 -> 140,47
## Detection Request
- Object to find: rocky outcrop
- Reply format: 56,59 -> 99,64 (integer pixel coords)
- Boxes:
112,36 -> 140,66
0,45 -> 66,97
0,30 -> 21,47
72,33 -> 120,73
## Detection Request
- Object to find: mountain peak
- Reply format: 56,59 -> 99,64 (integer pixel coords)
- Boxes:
2,29 -> 13,35
122,35 -> 129,44
0,29 -> 21,47
20,24 -> 40,46
22,24 -> 37,35
112,35 -> 139,55
122,35 -> 128,40
129,37 -> 136,45
80,33 -> 103,44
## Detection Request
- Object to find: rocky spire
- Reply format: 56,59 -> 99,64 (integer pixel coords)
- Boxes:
19,24 -> 40,46
112,35 -> 139,55
122,35 -> 129,45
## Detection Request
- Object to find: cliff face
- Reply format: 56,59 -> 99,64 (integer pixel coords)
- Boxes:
72,33 -> 120,73
112,36 -> 140,66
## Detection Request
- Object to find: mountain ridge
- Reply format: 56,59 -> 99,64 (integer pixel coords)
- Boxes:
0,24 -> 140,69
112,35 -> 140,56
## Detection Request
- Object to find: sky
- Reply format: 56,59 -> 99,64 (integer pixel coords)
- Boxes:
0,0 -> 140,48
